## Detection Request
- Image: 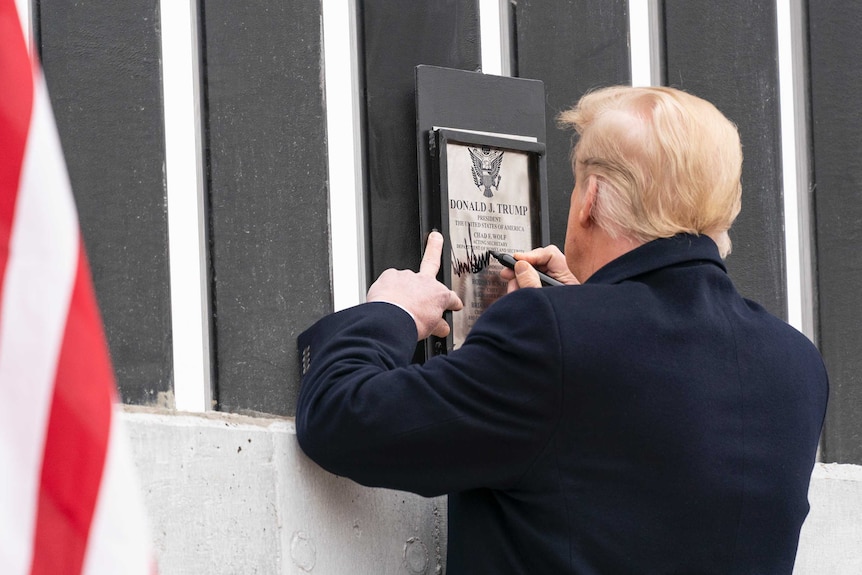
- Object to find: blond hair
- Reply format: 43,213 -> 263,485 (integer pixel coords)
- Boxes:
558,86 -> 742,257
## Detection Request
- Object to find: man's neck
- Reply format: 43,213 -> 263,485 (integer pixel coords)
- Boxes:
575,229 -> 643,282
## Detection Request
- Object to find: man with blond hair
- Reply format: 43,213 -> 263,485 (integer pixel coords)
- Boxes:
296,86 -> 828,574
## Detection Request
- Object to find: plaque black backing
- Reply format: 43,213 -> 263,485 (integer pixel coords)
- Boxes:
416,66 -> 547,239
416,66 -> 548,358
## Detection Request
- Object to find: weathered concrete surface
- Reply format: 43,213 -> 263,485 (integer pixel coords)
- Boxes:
794,463 -> 862,575
124,410 -> 446,575
124,411 -> 861,574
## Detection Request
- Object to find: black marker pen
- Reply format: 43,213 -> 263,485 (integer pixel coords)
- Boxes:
489,251 -> 564,287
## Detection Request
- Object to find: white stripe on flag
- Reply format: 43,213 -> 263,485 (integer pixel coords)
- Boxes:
82,410 -> 154,575
0,72 -> 79,574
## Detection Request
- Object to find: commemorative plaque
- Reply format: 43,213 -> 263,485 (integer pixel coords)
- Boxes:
432,129 -> 549,351
415,65 -> 549,358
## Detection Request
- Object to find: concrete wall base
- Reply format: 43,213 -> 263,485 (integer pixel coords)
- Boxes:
124,411 -> 861,574
794,463 -> 862,574
125,411 -> 446,575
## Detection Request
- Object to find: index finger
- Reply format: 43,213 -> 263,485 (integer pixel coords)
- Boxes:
513,246 -> 555,267
419,231 -> 444,276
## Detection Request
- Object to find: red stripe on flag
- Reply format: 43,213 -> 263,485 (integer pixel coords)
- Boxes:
1,2 -> 155,571
30,246 -> 114,575
0,0 -> 33,281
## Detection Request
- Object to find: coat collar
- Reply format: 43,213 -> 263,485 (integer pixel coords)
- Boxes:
584,234 -> 727,285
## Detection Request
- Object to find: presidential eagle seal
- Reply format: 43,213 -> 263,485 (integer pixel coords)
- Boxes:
468,146 -> 504,198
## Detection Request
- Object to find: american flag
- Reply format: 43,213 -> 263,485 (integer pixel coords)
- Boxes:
0,1 -> 156,573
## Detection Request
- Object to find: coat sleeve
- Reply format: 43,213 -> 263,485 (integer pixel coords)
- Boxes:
295,289 -> 564,497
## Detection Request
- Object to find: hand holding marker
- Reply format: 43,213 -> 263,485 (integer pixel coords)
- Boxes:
489,251 -> 564,287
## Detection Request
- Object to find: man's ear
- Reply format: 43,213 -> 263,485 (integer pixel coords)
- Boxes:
578,176 -> 598,227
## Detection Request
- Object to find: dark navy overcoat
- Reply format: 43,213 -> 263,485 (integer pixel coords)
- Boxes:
297,234 -> 828,574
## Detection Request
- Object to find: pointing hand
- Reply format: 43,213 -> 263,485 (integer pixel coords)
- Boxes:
367,232 -> 463,340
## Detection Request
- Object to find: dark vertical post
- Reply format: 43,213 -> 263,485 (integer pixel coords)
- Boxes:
808,0 -> 862,464
512,0 -> 631,248
36,1 -> 173,406
201,1 -> 331,416
663,0 -> 787,318
359,0 -> 481,278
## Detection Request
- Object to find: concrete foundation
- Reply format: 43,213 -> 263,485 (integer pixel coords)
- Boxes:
124,411 -> 861,574
793,463 -> 862,574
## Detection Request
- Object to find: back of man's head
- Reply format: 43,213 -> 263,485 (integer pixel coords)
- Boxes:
558,86 -> 742,257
